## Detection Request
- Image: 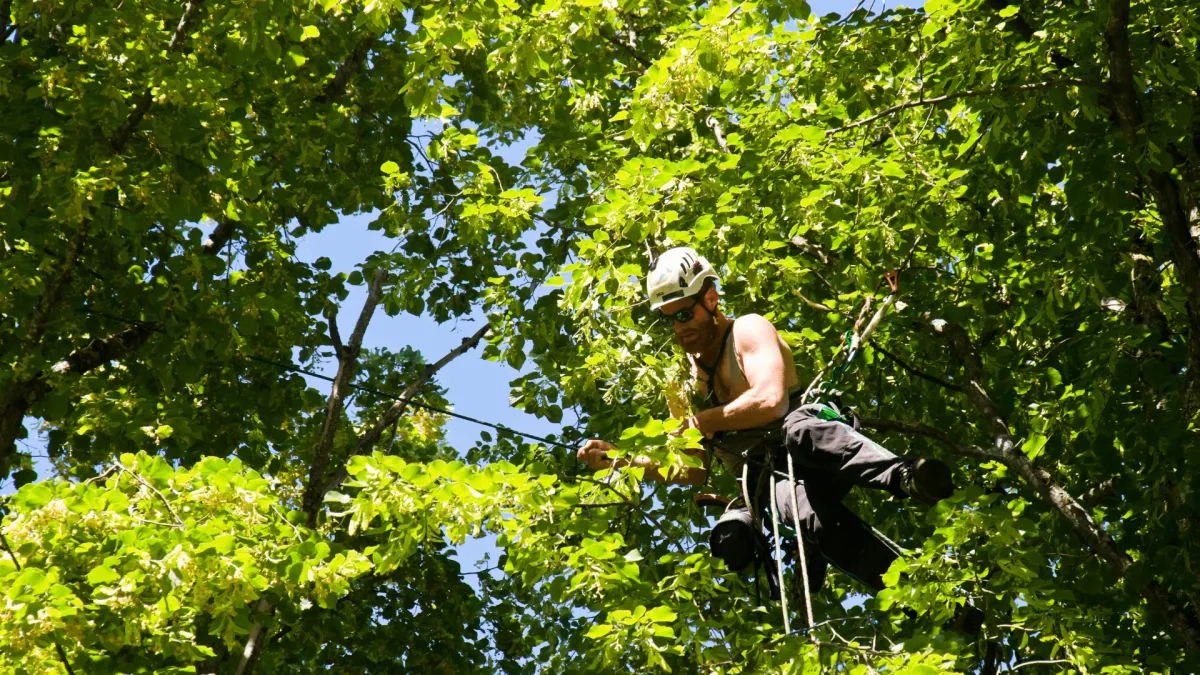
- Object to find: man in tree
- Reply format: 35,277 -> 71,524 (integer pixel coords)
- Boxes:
577,247 -> 955,594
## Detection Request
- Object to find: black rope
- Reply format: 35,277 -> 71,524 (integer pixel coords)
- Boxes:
242,354 -> 575,451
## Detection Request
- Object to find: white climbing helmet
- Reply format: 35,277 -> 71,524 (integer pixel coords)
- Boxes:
646,247 -> 719,310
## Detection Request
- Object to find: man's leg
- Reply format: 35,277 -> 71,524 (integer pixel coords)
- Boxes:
775,473 -> 898,593
782,404 -> 952,504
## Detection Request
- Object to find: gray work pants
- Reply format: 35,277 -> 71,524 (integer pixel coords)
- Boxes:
725,404 -> 907,592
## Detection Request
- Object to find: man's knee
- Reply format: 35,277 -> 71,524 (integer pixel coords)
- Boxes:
709,509 -> 760,571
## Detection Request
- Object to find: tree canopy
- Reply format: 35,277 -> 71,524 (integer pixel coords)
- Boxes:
2,0 -> 1200,672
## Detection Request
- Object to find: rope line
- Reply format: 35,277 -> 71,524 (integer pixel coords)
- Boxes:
242,354 -> 575,451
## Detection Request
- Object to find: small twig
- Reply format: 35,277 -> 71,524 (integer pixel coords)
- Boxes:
828,80 -> 1102,135
574,476 -> 687,553
573,501 -> 635,510
1011,659 -> 1074,670
872,342 -> 962,391
271,503 -> 303,541
130,515 -> 184,529
118,464 -> 185,527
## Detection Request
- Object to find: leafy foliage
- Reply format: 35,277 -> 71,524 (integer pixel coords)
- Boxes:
3,0 -> 1200,672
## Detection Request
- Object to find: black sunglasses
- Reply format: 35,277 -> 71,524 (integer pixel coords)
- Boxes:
657,296 -> 709,325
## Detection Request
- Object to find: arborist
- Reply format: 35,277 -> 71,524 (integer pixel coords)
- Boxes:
576,247 -> 954,597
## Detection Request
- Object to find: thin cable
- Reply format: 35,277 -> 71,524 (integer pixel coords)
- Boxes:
243,354 -> 575,451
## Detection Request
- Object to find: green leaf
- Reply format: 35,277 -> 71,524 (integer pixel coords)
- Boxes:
585,624 -> 613,638
645,606 -> 677,623
381,161 -> 400,174
998,5 -> 1020,17
87,566 -> 121,585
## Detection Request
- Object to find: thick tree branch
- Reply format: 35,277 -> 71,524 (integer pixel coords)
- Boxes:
597,25 -> 651,68
918,317 -> 1200,652
319,322 -> 492,499
200,219 -> 237,255
234,599 -> 273,675
1104,0 -> 1200,419
828,80 -> 1099,135
315,36 -> 373,104
302,268 -> 389,526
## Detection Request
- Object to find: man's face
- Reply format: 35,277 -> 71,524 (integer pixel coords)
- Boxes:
659,291 -> 718,354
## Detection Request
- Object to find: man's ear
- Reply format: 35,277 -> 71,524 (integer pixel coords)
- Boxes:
704,285 -> 720,313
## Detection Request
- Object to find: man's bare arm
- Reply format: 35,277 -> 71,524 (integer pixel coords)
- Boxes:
693,315 -> 789,434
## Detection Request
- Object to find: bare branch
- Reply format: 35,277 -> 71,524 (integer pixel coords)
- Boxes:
597,24 -> 652,68
200,219 -> 237,256
319,322 -> 492,499
324,303 -> 343,354
117,463 -> 185,528
828,80 -> 1101,135
302,268 -> 389,525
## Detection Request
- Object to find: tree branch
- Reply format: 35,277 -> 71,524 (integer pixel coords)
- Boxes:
315,35 -> 374,104
109,0 -> 207,154
1104,0 -> 1200,420
200,219 -> 237,256
234,599 -> 273,675
302,268 -> 389,526
319,322 -> 492,499
872,342 -> 962,392
0,217 -> 93,477
919,317 -> 1200,652
118,463 -> 185,527
597,24 -> 652,69
828,80 -> 1100,135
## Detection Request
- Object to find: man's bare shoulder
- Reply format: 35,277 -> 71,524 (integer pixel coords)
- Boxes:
732,314 -> 782,349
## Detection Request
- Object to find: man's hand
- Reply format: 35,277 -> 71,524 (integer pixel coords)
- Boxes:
577,439 -> 616,471
671,414 -> 714,439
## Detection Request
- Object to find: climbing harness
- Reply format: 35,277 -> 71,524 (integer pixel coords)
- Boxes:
728,269 -> 903,636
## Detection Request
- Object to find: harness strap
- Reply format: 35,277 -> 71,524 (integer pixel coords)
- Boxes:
694,323 -> 735,407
